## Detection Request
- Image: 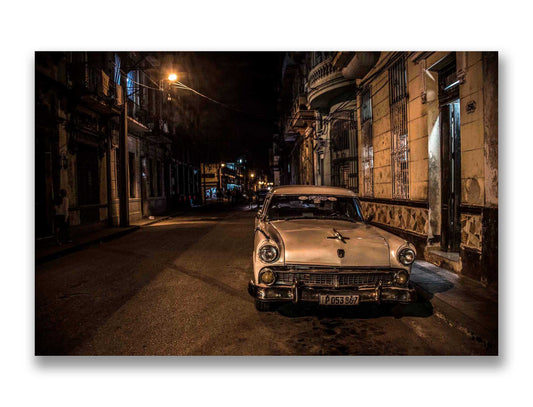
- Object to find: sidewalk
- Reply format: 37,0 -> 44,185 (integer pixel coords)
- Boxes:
35,213 -> 181,264
410,260 -> 498,354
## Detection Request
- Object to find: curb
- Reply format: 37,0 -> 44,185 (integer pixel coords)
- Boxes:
36,212 -> 187,264
137,213 -> 181,227
36,226 -> 140,265
411,282 -> 498,354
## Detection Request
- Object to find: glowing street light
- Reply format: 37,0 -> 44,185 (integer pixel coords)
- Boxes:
168,73 -> 178,82
250,173 -> 255,178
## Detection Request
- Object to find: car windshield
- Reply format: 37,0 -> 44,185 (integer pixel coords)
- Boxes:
266,194 -> 364,222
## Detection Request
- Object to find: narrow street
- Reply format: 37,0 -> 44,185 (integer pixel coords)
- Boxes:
36,206 -> 487,356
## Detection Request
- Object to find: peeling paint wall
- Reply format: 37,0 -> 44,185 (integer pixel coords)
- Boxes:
406,58 -> 429,202
461,213 -> 483,251
483,52 -> 498,208
370,70 -> 391,198
354,52 -> 497,284
460,52 -> 485,206
361,201 -> 428,236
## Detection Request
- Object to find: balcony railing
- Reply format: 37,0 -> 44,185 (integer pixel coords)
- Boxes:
70,63 -> 123,112
307,57 -> 355,110
308,59 -> 338,87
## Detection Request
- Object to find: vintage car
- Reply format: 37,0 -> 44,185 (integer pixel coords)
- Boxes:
248,185 -> 417,311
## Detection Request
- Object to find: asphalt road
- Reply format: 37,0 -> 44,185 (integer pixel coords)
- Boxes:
36,205 -> 487,355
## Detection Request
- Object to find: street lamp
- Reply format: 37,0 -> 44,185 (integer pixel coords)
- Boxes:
167,73 -> 178,82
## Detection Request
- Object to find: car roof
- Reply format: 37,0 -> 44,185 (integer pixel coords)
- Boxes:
269,185 -> 357,197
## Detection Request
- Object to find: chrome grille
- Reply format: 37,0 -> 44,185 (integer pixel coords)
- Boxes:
276,272 -> 394,287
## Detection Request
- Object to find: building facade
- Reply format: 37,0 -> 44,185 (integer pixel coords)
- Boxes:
36,52 -> 203,238
200,161 -> 245,201
275,51 -> 498,285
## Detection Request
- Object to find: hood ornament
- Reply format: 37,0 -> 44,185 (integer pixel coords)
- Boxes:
327,229 -> 350,244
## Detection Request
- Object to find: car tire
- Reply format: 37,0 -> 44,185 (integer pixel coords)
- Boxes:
255,300 -> 277,312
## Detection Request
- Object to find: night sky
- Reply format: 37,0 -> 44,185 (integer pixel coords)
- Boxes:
184,52 -> 283,172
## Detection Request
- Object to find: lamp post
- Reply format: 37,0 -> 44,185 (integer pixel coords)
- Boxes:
119,67 -> 130,227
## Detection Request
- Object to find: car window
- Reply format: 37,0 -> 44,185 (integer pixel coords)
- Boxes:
266,195 -> 364,222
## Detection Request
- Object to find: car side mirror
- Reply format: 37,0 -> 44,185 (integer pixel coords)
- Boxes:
366,213 -> 375,223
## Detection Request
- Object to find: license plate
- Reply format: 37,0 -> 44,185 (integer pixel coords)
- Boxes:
319,294 -> 359,306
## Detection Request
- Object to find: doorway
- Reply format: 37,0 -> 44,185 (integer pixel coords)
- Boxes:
77,143 -> 100,224
440,99 -> 461,252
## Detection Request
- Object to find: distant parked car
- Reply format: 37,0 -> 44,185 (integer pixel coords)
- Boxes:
249,185 -> 417,311
256,189 -> 269,208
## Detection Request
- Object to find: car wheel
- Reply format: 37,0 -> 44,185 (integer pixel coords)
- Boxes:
255,300 -> 278,312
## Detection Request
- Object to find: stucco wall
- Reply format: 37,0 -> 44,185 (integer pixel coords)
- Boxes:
406,58 -> 429,201
371,70 -> 391,198
361,201 -> 428,236
461,213 -> 482,252
460,52 -> 485,206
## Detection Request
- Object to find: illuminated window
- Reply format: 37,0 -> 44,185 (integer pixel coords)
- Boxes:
114,54 -> 121,85
127,71 -> 136,100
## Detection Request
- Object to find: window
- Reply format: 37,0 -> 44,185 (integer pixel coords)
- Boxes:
361,87 -> 374,197
330,113 -> 350,152
126,70 -> 140,106
389,58 -> 409,199
361,87 -> 372,123
114,54 -> 121,85
330,110 -> 358,192
266,195 -> 364,223
129,152 -> 135,198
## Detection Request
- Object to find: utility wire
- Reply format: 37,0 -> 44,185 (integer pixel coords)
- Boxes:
115,63 -> 273,123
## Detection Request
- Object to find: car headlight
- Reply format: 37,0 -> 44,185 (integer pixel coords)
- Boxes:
259,245 -> 279,263
394,270 -> 409,286
398,247 -> 416,265
259,268 -> 276,285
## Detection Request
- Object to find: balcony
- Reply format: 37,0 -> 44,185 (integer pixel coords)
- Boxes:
307,57 -> 355,111
73,65 -> 122,114
290,94 -> 315,131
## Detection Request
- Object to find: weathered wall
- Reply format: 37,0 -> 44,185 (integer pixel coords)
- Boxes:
361,201 -> 428,236
406,58 -> 429,201
483,52 -> 498,208
461,213 -> 483,251
460,51 -> 485,206
371,70 -> 391,198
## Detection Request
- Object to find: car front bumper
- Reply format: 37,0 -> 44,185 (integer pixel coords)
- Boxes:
248,280 -> 416,304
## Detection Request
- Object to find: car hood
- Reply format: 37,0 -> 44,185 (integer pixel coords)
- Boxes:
267,219 -> 391,267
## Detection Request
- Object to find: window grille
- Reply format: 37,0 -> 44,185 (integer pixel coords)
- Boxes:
361,87 -> 372,123
332,161 -> 351,189
361,87 -> 374,197
330,111 -> 358,192
330,113 -> 350,152
389,58 -> 409,199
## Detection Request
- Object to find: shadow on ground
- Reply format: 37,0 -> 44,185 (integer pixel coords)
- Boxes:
276,299 -> 434,319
